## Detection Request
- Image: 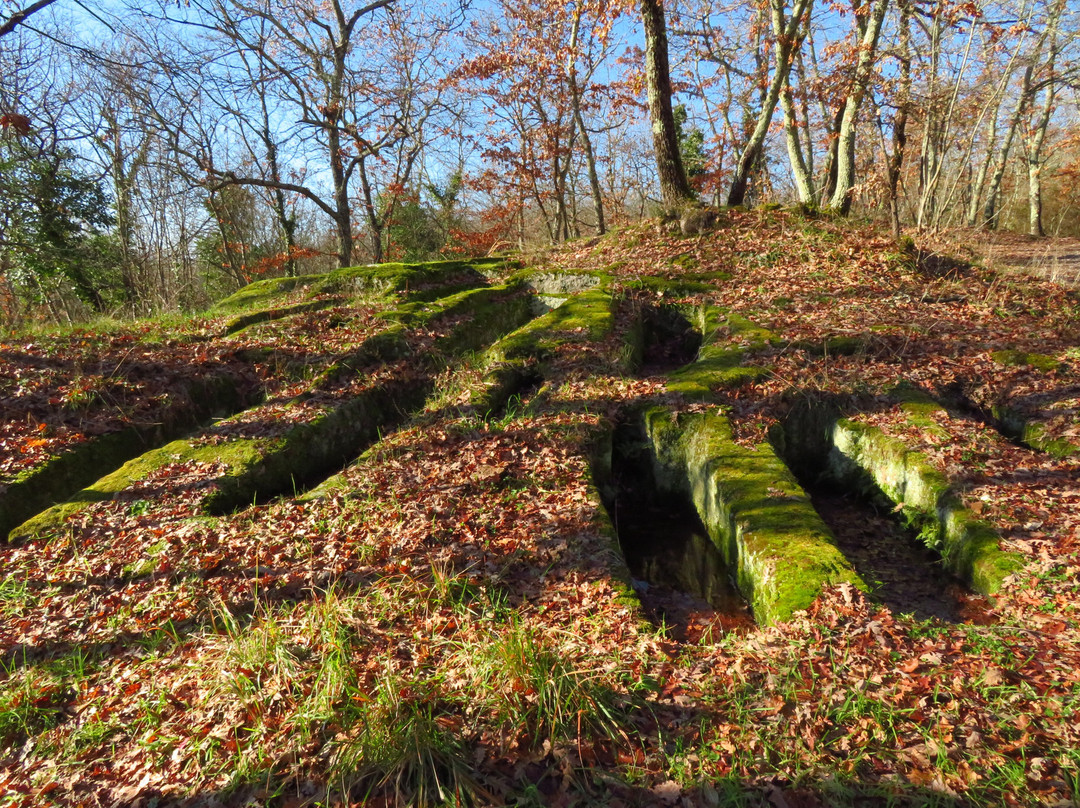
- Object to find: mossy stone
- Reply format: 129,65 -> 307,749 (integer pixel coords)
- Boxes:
13,284 -> 535,536
642,407 -> 864,625
990,350 -> 1061,373
828,418 -> 1022,595
10,436 -> 263,540
212,257 -> 505,314
993,409 -> 1080,458
488,287 -> 615,364
223,297 -> 346,336
3,372 -> 257,541
665,307 -> 775,399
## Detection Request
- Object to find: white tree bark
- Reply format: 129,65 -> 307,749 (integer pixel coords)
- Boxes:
826,0 -> 890,215
726,0 -> 813,206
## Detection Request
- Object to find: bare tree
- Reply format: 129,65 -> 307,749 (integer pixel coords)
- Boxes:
726,0 -> 812,206
137,0 -> 453,268
641,0 -> 695,207
827,0 -> 891,214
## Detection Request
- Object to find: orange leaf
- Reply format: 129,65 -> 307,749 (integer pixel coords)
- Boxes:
898,658 -> 921,673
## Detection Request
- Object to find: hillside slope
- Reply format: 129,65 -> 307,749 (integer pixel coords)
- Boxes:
1,210 -> 1078,807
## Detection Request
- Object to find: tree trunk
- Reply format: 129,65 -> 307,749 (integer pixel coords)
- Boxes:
915,7 -> 943,228
886,0 -> 912,239
1026,81 -> 1056,237
576,106 -> 606,234
640,0 -> 694,207
794,47 -> 815,184
1022,0 -> 1063,237
981,88 -> 1027,230
553,107 -> 576,242
357,154 -> 384,263
327,20 -> 354,268
781,84 -> 814,205
728,0 -> 812,207
827,0 -> 890,215
981,0 -> 1063,230
817,106 -> 844,205
565,6 -> 605,236
966,102 -> 1002,227
257,91 -> 298,276
802,19 -> 838,204
103,107 -> 139,304
329,129 -> 354,267
1027,153 -> 1044,236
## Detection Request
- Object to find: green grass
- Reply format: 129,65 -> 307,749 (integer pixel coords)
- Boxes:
331,668 -> 476,807
471,618 -> 630,751
0,649 -> 93,748
0,574 -> 41,618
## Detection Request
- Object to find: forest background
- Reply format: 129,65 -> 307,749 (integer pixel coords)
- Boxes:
1,0 -> 1078,325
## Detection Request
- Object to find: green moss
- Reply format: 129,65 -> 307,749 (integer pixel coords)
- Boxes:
10,436 -> 261,540
384,281 -> 523,328
469,360 -> 540,419
721,312 -> 775,345
621,276 -> 713,295
312,259 -> 499,302
2,372 -> 256,540
208,284 -> 535,512
665,307 -> 774,399
13,284 -> 536,535
883,250 -> 917,274
320,284 -> 532,385
993,409 -> 1080,458
668,253 -> 698,271
223,297 -> 346,336
488,287 -> 614,364
204,386 -> 419,514
583,424 -> 659,616
666,352 -> 766,399
643,408 -> 864,625
299,438 -> 390,502
890,386 -> 953,442
1020,422 -> 1080,457
585,486 -> 640,612
828,418 -> 1022,595
940,502 -> 1024,594
213,276 -> 314,313
990,350 -> 1061,373
212,258 -> 505,314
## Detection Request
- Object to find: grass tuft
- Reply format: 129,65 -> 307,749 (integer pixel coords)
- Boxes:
331,669 -> 476,807
479,618 -> 629,751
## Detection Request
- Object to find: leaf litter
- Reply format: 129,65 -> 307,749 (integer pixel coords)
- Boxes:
0,210 -> 1079,806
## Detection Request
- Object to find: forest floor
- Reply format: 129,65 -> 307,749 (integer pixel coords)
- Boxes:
949,230 -> 1080,288
0,209 -> 1078,808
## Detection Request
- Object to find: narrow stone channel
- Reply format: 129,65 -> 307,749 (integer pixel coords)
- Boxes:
602,419 -> 753,640
773,404 -> 995,623
807,485 -> 992,623
635,304 -> 702,376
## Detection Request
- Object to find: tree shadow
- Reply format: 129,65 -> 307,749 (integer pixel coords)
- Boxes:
4,287 -> 1078,806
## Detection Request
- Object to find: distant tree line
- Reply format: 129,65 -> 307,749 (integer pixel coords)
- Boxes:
0,0 -> 1077,323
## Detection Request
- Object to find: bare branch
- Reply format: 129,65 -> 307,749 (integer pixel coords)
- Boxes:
0,0 -> 58,38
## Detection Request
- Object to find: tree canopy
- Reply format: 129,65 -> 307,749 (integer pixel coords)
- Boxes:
0,0 -> 1077,319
